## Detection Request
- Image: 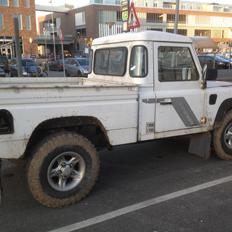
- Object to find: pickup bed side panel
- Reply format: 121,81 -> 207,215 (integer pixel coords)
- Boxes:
0,84 -> 138,159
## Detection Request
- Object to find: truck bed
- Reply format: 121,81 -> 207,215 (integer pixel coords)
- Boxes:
0,77 -> 139,159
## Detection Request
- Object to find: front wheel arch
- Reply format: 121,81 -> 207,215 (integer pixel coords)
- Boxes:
213,110 -> 232,160
214,98 -> 232,129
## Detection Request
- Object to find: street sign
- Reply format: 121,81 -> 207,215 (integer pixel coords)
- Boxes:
121,0 -> 129,28
127,2 -> 140,30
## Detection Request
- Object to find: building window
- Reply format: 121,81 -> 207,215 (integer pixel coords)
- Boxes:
167,14 -> 186,24
116,11 -> 122,21
0,0 -> 8,6
14,15 -> 23,30
163,2 -> 175,9
146,13 -> 163,23
13,0 -> 19,7
94,0 -> 103,3
25,15 -> 31,30
0,14 -> 3,30
94,47 -> 127,76
166,28 -> 187,35
195,29 -> 211,37
158,46 -> 199,82
75,12 -> 86,26
167,14 -> 175,23
24,0 -> 30,8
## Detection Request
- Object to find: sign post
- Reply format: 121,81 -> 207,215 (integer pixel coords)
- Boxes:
121,0 -> 129,32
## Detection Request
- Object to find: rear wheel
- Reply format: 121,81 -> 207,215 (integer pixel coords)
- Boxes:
27,132 -> 100,208
213,110 -> 232,160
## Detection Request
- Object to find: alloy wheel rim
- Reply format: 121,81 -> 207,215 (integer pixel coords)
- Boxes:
47,151 -> 86,192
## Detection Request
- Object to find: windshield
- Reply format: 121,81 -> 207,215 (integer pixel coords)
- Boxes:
77,58 -> 89,66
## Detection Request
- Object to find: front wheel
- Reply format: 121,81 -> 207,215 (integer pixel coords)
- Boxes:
213,110 -> 232,160
27,132 -> 100,208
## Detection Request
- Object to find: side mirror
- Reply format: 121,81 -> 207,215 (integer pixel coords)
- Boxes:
201,64 -> 207,89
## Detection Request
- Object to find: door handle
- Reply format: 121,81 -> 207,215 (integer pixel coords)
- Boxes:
159,98 -> 172,105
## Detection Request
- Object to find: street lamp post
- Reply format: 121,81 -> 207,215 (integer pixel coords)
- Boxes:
49,0 -> 56,61
174,0 -> 180,34
43,27 -> 50,73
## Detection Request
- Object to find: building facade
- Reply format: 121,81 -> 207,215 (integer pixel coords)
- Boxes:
0,0 -> 37,58
37,0 -> 232,56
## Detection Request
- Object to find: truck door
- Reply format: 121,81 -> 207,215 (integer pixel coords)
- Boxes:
154,43 -> 206,134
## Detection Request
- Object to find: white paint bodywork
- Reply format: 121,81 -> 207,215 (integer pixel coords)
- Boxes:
0,78 -> 138,159
1,31 -> 232,159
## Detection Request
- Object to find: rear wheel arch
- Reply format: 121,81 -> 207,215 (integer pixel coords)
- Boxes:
24,116 -> 111,159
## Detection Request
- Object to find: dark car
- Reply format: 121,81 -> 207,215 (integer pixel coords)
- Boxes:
0,55 -> 9,73
198,55 -> 230,69
0,67 -> 6,77
10,59 -> 40,77
49,59 -> 64,71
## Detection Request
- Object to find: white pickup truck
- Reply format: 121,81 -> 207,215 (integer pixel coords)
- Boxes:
1,31 -> 232,208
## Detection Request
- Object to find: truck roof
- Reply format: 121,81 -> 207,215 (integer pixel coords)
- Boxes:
93,31 -> 192,45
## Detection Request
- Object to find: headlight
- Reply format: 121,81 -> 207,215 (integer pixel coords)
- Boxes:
23,72 -> 28,76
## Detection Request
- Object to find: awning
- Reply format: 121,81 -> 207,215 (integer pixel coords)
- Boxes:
36,35 -> 74,45
191,36 -> 218,49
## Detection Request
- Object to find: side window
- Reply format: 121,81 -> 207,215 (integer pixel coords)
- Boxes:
94,47 -> 127,76
158,46 -> 199,82
130,46 -> 148,78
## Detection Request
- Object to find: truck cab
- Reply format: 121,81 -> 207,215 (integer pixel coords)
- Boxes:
90,31 -> 208,141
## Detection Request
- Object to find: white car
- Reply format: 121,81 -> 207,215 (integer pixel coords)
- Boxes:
65,57 -> 89,77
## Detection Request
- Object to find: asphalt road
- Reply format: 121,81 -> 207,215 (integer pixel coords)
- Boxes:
1,138 -> 232,232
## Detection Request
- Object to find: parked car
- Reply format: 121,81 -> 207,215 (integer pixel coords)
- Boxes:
65,57 -> 89,77
49,59 -> 64,71
10,58 -> 40,77
198,55 -> 230,69
217,55 -> 232,65
0,67 -> 6,77
0,55 -> 9,73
